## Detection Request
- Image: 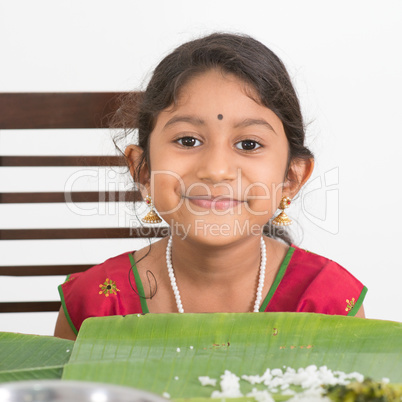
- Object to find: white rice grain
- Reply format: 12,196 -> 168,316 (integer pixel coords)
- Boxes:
198,376 -> 217,387
246,388 -> 275,402
211,370 -> 243,398
200,365 -> 365,401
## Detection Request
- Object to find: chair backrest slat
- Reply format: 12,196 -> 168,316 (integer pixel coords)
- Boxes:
0,265 -> 93,276
0,92 -> 132,129
0,156 -> 126,166
0,191 -> 140,203
0,227 -> 166,240
1,302 -> 62,313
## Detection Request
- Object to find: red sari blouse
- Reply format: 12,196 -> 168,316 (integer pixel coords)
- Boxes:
59,244 -> 367,335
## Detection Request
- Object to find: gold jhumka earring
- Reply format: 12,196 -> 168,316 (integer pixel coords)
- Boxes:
142,195 -> 162,224
272,196 -> 292,226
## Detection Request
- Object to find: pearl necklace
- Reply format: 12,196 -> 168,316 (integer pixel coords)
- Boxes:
165,236 -> 267,313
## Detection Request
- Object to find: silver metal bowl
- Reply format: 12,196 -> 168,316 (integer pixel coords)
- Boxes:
0,380 -> 167,402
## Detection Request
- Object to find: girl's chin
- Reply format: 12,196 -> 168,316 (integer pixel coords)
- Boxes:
163,218 -> 265,243
172,233 -> 245,247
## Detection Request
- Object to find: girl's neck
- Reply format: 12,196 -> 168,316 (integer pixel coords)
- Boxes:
169,235 -> 263,288
136,234 -> 289,314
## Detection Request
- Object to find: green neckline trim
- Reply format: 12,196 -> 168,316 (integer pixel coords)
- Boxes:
129,253 -> 149,314
128,245 -> 295,315
347,286 -> 368,317
259,246 -> 295,312
58,274 -> 78,336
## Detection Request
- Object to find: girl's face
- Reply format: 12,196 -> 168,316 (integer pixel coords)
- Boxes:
145,69 -> 294,245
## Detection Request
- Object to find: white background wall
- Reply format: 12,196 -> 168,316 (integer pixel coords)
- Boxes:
1,0 -> 401,335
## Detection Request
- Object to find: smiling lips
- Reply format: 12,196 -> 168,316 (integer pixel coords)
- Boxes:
184,195 -> 245,211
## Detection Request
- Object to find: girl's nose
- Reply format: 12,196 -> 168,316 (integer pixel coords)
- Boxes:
195,146 -> 237,184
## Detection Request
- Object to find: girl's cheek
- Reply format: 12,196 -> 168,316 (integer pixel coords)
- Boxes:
244,178 -> 283,216
152,174 -> 183,215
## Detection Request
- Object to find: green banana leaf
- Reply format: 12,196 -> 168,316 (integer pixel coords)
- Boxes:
0,332 -> 73,383
62,313 -> 402,400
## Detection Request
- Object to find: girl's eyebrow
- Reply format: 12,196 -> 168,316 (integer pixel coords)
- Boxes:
234,118 -> 277,135
163,115 -> 276,135
164,115 -> 205,129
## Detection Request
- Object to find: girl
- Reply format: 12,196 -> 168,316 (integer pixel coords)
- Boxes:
55,33 -> 367,341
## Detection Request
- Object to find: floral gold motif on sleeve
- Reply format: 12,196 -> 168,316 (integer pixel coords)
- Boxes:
99,278 -> 120,297
345,297 -> 356,312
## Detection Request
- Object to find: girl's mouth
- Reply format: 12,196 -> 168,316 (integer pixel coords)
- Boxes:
183,195 -> 245,211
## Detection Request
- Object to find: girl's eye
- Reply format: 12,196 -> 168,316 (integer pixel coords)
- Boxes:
177,137 -> 202,147
235,140 -> 261,151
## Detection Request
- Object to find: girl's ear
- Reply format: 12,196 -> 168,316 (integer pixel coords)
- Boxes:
283,157 -> 315,199
124,145 -> 150,190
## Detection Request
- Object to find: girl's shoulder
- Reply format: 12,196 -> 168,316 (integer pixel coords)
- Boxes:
65,251 -> 134,283
264,243 -> 367,316
288,244 -> 363,285
288,243 -> 346,272
58,251 -> 142,335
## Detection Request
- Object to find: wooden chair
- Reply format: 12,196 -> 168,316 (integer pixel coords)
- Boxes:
0,92 -> 165,315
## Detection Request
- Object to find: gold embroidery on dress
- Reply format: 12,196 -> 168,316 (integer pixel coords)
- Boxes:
345,297 -> 356,312
99,278 -> 120,297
